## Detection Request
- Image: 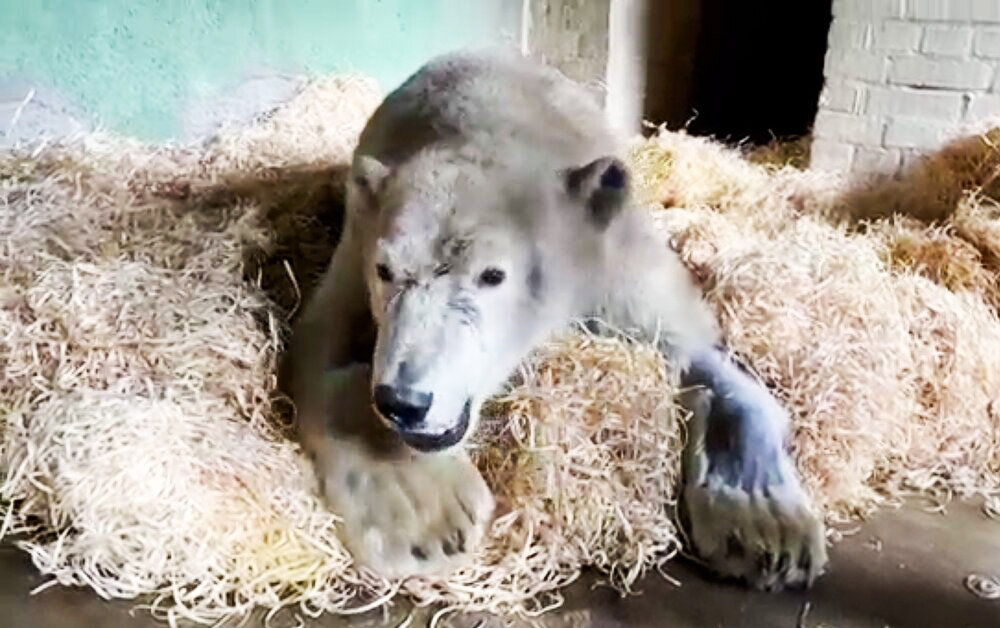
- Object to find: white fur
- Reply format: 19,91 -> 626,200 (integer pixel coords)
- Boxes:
279,49 -> 825,585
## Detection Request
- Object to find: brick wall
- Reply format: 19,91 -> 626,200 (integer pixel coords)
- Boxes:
811,0 -> 1000,174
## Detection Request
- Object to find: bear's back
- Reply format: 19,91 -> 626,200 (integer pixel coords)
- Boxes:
355,50 -> 621,171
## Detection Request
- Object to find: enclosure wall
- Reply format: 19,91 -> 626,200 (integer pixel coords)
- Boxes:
811,0 -> 1000,174
0,1 -> 521,144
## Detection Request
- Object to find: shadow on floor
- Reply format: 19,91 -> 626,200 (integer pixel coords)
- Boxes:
1,500 -> 998,628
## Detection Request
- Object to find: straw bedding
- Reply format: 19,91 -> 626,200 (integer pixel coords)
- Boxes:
1,74 -> 999,625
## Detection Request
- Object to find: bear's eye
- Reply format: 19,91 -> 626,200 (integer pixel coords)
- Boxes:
375,263 -> 394,283
478,267 -> 506,287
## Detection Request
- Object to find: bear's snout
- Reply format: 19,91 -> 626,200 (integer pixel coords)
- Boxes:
373,384 -> 433,429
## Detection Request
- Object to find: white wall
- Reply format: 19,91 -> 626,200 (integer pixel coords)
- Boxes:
811,0 -> 1000,175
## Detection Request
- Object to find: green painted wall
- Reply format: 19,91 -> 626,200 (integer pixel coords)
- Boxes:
1,1 -> 521,140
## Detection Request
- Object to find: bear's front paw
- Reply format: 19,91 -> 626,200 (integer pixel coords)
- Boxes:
313,438 -> 495,579
679,378 -> 828,591
681,464 -> 827,591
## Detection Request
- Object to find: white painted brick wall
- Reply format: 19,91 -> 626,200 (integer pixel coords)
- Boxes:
853,146 -> 902,172
921,25 -> 974,56
819,80 -> 866,114
833,0 -> 904,20
866,87 -> 965,120
828,20 -> 872,49
907,0 -> 1000,23
975,28 -> 1000,57
887,56 -> 993,89
811,0 -> 1000,175
872,21 -> 921,51
826,49 -> 888,82
883,117 -> 953,148
968,93 -> 1000,118
811,138 -> 856,167
815,110 -> 886,144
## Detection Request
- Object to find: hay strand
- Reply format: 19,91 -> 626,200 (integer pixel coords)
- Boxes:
2,77 -> 1000,625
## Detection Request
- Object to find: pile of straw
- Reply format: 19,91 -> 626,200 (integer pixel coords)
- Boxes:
2,74 -> 999,626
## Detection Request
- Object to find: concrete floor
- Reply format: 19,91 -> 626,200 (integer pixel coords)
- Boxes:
1,500 -> 998,628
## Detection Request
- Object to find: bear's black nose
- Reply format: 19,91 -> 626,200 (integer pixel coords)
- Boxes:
373,385 -> 432,429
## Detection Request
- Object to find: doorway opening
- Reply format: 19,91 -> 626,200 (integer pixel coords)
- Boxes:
643,0 -> 834,146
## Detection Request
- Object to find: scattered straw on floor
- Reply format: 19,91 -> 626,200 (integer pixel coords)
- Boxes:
2,75 -> 1000,626
965,574 -> 1000,600
985,496 -> 1000,520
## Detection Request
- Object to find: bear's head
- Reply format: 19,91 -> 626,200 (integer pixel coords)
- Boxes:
349,146 -> 630,452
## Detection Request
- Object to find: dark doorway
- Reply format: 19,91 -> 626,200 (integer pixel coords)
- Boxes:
644,0 -> 834,146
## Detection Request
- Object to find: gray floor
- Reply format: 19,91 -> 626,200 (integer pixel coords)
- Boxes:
1,500 -> 998,628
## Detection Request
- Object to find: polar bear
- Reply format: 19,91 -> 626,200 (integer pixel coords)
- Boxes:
279,50 -> 827,590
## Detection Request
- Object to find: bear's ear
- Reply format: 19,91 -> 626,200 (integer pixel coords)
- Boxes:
350,155 -> 390,209
563,156 -> 629,230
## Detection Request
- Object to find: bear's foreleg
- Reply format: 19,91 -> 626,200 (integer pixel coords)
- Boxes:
595,212 -> 827,590
677,346 -> 827,590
